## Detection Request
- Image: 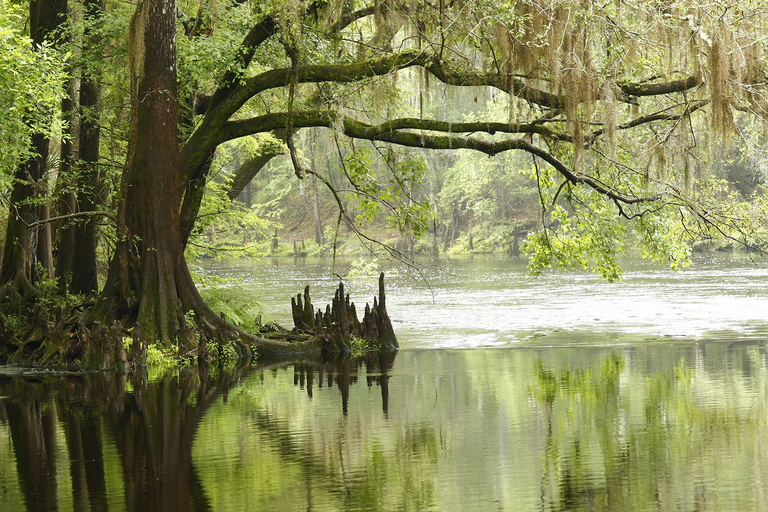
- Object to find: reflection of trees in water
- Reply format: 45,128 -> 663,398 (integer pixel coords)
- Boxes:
532,357 -> 625,511
3,390 -> 62,511
291,350 -> 396,414
9,345 -> 764,511
0,352 -> 402,511
530,344 -> 768,512
0,372 -> 129,511
0,365 -> 254,511
236,351 -> 439,511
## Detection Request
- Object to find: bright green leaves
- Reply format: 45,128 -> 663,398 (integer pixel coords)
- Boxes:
0,3 -> 66,184
524,190 -> 628,282
521,153 -> 696,282
693,175 -> 768,251
344,148 -> 380,223
383,154 -> 433,238
186,175 -> 272,260
343,147 -> 435,239
177,6 -> 254,91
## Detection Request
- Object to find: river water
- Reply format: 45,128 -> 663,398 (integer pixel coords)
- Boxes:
2,255 -> 768,511
205,254 -> 768,346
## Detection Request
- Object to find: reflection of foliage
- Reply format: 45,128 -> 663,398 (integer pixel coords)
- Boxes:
528,348 -> 768,512
7,348 -> 768,511
192,353 -> 443,511
0,364 -> 255,511
531,354 -> 625,424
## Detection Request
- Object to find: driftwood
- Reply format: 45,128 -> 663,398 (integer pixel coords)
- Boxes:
291,272 -> 399,353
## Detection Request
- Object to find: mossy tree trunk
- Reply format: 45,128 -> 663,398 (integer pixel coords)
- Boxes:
93,0 -> 213,345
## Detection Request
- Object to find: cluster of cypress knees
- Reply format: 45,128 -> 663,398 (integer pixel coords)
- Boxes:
291,272 -> 399,354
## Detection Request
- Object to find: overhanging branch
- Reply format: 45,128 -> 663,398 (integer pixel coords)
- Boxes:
223,111 -> 660,206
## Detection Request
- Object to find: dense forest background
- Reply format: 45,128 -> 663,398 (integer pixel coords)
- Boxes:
1,0 -> 767,361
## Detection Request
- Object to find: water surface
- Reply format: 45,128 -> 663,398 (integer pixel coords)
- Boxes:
2,255 -> 768,511
2,345 -> 768,511
201,254 -> 768,346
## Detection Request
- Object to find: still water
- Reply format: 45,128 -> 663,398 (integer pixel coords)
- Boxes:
2,255 -> 768,511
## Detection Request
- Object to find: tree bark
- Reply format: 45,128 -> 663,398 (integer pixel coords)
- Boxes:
70,0 -> 105,295
0,0 -> 67,294
225,130 -> 286,201
94,0 -> 207,344
36,204 -> 54,278
55,75 -> 78,293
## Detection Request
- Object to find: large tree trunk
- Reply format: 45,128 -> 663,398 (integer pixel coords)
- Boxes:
1,0 -> 67,296
1,136 -> 50,298
70,0 -> 104,295
36,204 -> 54,277
93,0 -> 216,345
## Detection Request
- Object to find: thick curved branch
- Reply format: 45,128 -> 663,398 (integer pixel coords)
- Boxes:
619,75 -> 702,97
223,111 -> 659,205
222,105 -> 703,151
205,15 -> 278,113
355,130 -> 659,205
222,111 -> 565,141
586,100 -> 709,144
226,132 -> 286,201
220,52 -> 704,130
329,6 -> 376,33
205,1 -> 346,114
185,48 -> 702,192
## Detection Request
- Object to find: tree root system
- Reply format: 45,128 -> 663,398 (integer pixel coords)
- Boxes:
0,273 -> 398,369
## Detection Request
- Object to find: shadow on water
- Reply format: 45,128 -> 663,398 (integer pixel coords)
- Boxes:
0,351 -> 397,512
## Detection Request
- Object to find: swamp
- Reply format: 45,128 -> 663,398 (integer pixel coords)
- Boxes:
4,255 -> 768,511
2,0 -> 768,510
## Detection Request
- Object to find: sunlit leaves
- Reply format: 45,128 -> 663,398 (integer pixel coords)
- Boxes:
524,194 -> 628,282
187,175 -> 273,259
342,146 -> 435,238
0,3 -> 67,185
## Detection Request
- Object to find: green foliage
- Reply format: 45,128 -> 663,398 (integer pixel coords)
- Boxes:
35,265 -> 85,311
344,148 -> 381,224
349,335 -> 372,355
347,257 -> 379,277
184,310 -> 195,329
343,146 -> 436,238
206,341 -> 239,366
524,193 -> 629,282
0,3 -> 67,184
194,275 -> 271,333
145,343 -> 182,369
186,172 -> 273,259
2,313 -> 19,331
